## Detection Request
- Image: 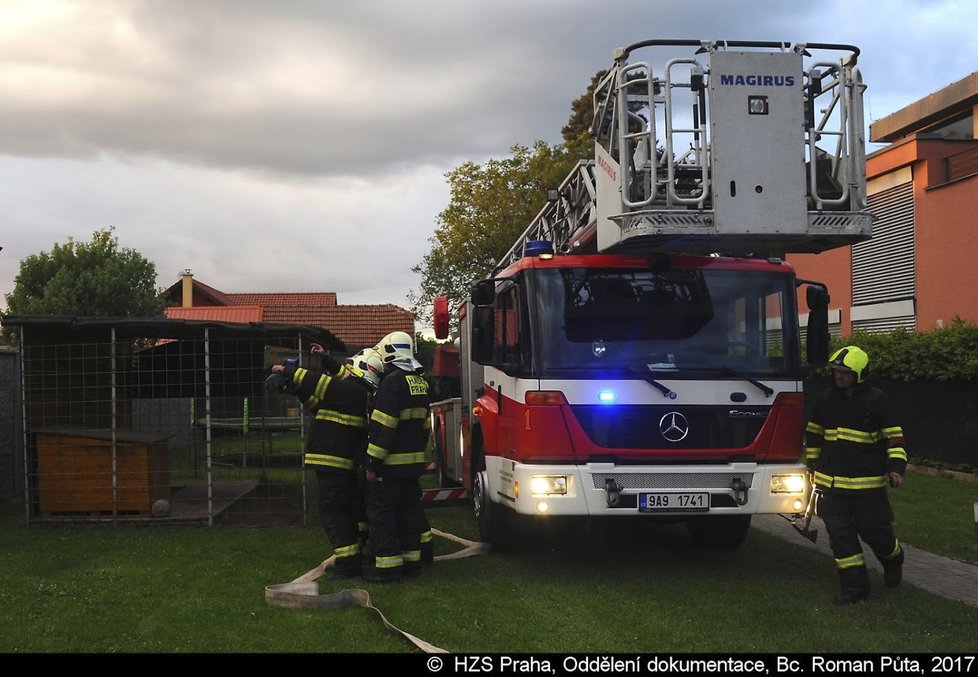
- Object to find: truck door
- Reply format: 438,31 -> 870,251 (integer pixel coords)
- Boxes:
492,281 -> 524,460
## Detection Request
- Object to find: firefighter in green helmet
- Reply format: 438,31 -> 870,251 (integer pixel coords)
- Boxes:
804,346 -> 907,604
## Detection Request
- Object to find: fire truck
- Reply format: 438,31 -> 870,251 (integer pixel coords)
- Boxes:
430,39 -> 871,549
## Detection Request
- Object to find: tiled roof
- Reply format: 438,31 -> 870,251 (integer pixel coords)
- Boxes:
327,305 -> 415,350
162,276 -> 408,352
165,305 -> 264,323
262,304 -> 414,351
226,292 -> 337,307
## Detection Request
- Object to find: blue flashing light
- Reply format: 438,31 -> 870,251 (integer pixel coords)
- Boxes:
523,240 -> 555,257
598,389 -> 616,403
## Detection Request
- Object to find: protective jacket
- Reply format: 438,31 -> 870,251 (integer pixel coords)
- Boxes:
284,362 -> 370,473
805,382 -> 908,492
364,366 -> 431,478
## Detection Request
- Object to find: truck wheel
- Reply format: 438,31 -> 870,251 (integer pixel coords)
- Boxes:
686,514 -> 752,550
473,467 -> 516,551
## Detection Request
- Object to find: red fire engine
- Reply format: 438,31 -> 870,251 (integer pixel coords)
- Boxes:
430,39 -> 870,549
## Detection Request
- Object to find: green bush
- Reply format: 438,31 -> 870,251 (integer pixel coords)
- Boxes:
827,317 -> 978,381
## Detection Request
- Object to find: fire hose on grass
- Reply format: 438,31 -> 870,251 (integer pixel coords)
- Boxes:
264,528 -> 489,654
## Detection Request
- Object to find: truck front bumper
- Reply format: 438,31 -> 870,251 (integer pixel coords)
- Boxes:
485,457 -> 808,518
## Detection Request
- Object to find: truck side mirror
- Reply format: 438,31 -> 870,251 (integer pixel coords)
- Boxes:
805,283 -> 830,365
471,306 -> 495,364
471,280 -> 495,306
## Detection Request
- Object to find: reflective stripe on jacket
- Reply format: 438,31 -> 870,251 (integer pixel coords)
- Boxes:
805,382 -> 907,491
366,368 -> 431,478
284,364 -> 369,473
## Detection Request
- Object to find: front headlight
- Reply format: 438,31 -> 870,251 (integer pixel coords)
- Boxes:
529,475 -> 568,496
770,473 -> 806,494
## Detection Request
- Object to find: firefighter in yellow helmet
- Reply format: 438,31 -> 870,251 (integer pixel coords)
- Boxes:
804,346 -> 907,604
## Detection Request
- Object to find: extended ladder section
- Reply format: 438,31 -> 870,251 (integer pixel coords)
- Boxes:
495,160 -> 598,271
499,39 -> 873,270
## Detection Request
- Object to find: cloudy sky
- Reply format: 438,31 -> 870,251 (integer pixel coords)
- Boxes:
0,0 -> 976,316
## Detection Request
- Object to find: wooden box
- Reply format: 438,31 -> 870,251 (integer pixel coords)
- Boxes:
36,429 -> 171,514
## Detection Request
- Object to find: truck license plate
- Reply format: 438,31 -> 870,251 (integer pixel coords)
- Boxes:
639,492 -> 709,513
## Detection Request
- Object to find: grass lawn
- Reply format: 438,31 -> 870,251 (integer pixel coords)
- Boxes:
1,468 -> 976,654
892,468 -> 978,563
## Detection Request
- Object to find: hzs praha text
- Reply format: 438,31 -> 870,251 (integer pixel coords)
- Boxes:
444,655 -> 976,675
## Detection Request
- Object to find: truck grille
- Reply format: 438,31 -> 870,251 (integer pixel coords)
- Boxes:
570,404 -> 766,449
591,472 -> 754,491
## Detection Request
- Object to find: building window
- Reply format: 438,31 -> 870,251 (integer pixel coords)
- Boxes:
852,179 -> 915,332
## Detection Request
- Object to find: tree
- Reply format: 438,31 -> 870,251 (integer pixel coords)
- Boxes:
3,227 -> 165,325
408,141 -> 580,326
415,332 -> 438,374
561,69 -> 609,147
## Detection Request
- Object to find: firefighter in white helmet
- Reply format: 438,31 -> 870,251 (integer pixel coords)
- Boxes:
361,331 -> 431,582
348,347 -> 384,391
373,332 -> 436,565
376,331 -> 415,365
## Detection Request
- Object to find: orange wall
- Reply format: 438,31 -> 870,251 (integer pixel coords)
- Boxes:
915,175 -> 978,329
791,137 -> 978,337
789,246 -> 853,335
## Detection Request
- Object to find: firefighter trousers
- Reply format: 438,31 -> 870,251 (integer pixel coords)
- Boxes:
315,469 -> 362,575
819,488 -> 902,595
365,475 -> 422,576
356,489 -> 432,565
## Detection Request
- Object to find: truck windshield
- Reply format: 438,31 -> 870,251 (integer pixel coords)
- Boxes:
528,266 -> 799,378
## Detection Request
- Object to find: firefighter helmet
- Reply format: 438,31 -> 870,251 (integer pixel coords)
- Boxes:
828,346 -> 869,383
376,331 -> 415,364
349,348 -> 384,389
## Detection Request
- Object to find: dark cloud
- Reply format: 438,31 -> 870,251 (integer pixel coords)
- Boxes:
1,0 -> 976,313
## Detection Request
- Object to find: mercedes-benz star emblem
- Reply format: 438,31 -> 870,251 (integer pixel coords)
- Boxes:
659,412 -> 690,442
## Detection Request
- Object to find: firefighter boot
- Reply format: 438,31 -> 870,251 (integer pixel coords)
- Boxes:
324,552 -> 361,579
882,548 -> 904,588
421,539 -> 434,565
835,566 -> 870,605
326,564 -> 360,580
362,564 -> 403,583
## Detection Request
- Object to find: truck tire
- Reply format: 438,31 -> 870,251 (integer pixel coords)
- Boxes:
473,467 -> 517,551
686,514 -> 752,550
470,430 -> 517,550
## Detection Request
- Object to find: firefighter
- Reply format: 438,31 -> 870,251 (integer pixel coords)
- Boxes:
374,332 -> 435,566
347,347 -> 385,555
270,343 -> 382,578
805,345 -> 907,604
349,345 -> 434,566
362,331 -> 431,582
